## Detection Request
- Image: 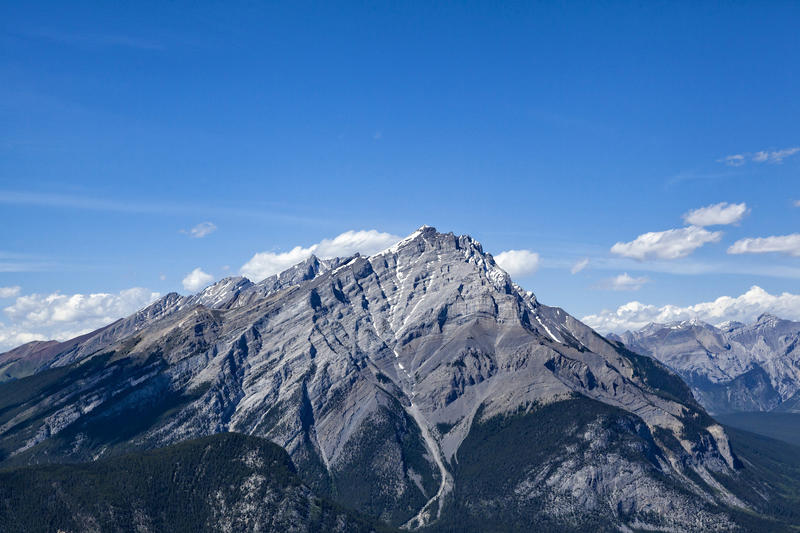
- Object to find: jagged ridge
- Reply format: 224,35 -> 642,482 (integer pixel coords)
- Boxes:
0,226 -> 793,531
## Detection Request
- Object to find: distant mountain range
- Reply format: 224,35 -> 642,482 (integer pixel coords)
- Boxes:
1,226 -> 799,531
609,314 -> 800,414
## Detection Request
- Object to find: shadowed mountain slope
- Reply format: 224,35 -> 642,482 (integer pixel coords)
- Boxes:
0,432 -> 396,533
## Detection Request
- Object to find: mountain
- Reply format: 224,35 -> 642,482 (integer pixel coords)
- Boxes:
0,326 -> 117,382
610,315 -> 800,414
0,226 -> 799,531
0,432 -> 395,533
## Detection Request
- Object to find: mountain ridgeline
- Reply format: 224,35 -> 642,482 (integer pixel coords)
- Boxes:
1,226 -> 800,531
609,315 -> 800,415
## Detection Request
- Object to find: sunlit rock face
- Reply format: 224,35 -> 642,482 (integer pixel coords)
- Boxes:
0,226 -> 750,530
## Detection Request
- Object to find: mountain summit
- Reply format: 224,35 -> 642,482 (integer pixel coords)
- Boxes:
0,226 -> 794,530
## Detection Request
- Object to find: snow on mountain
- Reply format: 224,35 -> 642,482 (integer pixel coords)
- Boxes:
0,226 -> 771,530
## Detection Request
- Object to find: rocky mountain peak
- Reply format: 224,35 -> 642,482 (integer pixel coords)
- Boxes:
374,226 -> 515,300
717,320 -> 745,332
0,225 -> 755,531
755,312 -> 780,326
188,276 -> 253,308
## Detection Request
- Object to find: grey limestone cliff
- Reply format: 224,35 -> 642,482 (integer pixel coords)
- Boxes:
0,226 -> 776,531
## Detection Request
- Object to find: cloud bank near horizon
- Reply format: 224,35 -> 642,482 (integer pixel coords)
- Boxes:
582,285 -> 800,333
0,288 -> 160,351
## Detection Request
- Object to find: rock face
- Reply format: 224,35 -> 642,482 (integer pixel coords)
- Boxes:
0,226 -> 789,530
611,315 -> 800,414
0,432 -> 395,533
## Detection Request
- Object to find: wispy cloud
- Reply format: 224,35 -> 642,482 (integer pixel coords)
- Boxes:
728,234 -> 800,256
533,244 -> 800,279
718,146 -> 800,166
588,256 -> 800,279
595,273 -> 649,291
0,251 -> 58,272
0,190 -> 322,225
610,226 -> 722,260
665,169 -> 737,187
0,286 -> 21,298
718,154 -> 746,167
0,190 -> 149,213
682,202 -> 748,227
752,147 -> 800,163
181,221 -> 217,239
570,258 -> 589,274
0,263 -> 49,273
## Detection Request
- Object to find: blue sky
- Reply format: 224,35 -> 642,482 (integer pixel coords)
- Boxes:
1,1 -> 799,348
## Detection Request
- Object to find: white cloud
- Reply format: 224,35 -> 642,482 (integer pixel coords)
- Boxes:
241,246 -> 315,282
728,234 -> 800,256
0,328 -> 50,350
598,273 -> 649,291
0,286 -> 21,298
682,202 -> 748,227
794,200 -> 800,207
184,221 -> 217,238
241,230 -> 402,281
182,268 -> 214,291
1,287 -> 159,350
718,147 -> 800,166
4,288 -> 158,325
570,258 -> 590,274
313,230 -> 401,258
494,250 -> 540,277
752,147 -> 800,163
610,226 -> 722,260
582,285 -> 800,333
718,154 -> 745,167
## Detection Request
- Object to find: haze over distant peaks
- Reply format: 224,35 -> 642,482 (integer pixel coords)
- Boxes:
611,314 -> 800,414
